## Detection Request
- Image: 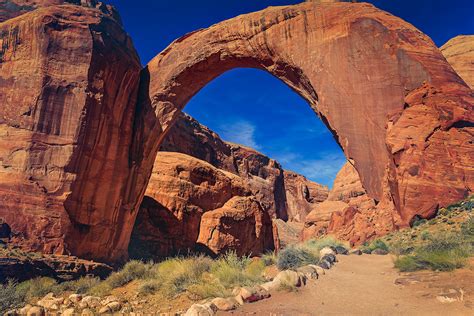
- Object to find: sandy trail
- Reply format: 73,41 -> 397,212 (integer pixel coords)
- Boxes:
219,255 -> 474,316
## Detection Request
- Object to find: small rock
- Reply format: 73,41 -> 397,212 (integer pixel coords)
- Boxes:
318,260 -> 331,270
372,249 -> 389,255
234,294 -> 244,306
26,306 -> 44,316
81,309 -> 94,316
184,303 -> 216,316
321,254 -> 337,264
274,270 -> 306,288
211,297 -> 237,311
319,247 -> 336,257
296,265 -> 319,279
98,305 -> 111,314
62,308 -> 76,316
350,249 -> 362,255
101,295 -> 119,306
107,301 -> 121,312
18,304 -> 32,315
4,309 -> 18,316
68,294 -> 82,303
82,296 -> 101,308
334,246 -> 348,255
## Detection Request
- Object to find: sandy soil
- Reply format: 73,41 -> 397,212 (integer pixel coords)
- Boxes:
219,255 -> 474,316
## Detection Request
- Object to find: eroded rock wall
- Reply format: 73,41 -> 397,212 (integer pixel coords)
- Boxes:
0,3 -> 141,261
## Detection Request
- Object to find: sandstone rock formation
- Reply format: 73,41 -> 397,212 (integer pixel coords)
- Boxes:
284,171 -> 329,222
441,35 -> 474,88
0,2 -> 141,261
129,113 -> 328,258
197,196 -> 274,257
161,112 -> 328,221
129,152 -> 270,258
1,0 -> 473,262
132,0 -> 473,250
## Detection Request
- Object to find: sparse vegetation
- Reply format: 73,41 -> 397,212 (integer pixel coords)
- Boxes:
374,195 -> 474,272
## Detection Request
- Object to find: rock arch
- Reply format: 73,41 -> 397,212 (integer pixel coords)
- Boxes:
1,1 -> 471,262
125,0 -> 473,260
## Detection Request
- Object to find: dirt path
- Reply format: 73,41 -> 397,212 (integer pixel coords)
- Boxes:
219,255 -> 474,316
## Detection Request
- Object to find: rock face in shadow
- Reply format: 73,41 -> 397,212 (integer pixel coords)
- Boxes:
0,3 -> 141,261
441,35 -> 474,88
284,171 -> 329,222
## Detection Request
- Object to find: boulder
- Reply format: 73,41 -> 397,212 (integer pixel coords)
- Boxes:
210,298 -> 237,311
273,270 -> 306,288
319,247 -> 336,257
296,265 -> 319,279
334,246 -> 349,255
129,152 -> 275,258
185,303 -> 216,316
197,196 -> 274,256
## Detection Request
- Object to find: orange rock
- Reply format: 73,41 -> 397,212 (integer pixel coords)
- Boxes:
441,35 -> 474,88
197,196 -> 274,256
0,3 -> 141,261
132,1 -> 472,249
284,171 -> 329,222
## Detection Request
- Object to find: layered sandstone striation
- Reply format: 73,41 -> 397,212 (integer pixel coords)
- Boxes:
0,2 -> 141,261
441,35 -> 474,88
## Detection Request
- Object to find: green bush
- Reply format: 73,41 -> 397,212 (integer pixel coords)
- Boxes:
0,280 -> 27,314
276,247 -> 317,270
362,239 -> 389,253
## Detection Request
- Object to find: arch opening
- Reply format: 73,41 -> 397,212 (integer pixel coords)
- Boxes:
129,68 -> 347,260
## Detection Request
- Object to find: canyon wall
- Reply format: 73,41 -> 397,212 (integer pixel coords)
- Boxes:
0,2 -> 141,261
0,1 -> 472,262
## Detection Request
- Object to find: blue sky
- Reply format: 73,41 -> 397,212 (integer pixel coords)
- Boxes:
108,0 -> 473,186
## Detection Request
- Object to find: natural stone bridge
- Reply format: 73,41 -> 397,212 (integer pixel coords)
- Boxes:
0,1 -> 472,262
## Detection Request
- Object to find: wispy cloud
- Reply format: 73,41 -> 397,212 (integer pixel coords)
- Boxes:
219,120 -> 261,150
274,152 -> 347,187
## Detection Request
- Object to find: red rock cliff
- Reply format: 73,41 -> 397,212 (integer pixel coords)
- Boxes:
0,2 -> 141,261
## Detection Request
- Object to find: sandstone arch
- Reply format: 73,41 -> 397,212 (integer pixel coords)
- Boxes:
127,0 -> 473,259
1,1 -> 472,262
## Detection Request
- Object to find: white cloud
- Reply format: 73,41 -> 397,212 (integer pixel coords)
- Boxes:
274,152 -> 347,187
219,120 -> 261,150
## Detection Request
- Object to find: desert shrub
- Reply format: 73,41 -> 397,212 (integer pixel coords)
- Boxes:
261,251 -> 276,266
362,239 -> 389,253
394,256 -> 423,272
461,216 -> 474,238
303,237 -> 346,253
412,218 -> 428,228
276,247 -> 317,270
0,280 -> 28,314
57,276 -> 101,294
23,277 -> 58,299
110,260 -> 153,287
211,252 -> 263,288
138,279 -> 161,295
186,273 -> 228,299
420,231 -> 431,241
